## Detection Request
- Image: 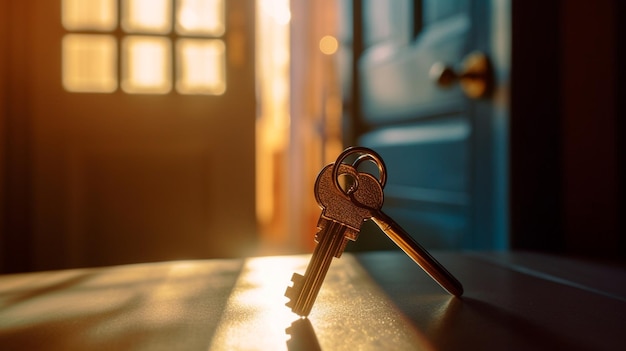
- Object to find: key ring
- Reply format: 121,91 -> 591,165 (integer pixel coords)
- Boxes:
332,146 -> 387,195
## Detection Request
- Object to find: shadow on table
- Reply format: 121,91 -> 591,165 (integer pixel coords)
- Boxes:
286,318 -> 321,351
283,297 -> 586,351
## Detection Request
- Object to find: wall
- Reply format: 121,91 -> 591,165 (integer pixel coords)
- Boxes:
510,0 -> 624,259
561,0 -> 620,257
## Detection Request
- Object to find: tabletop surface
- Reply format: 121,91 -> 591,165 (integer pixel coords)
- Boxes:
0,251 -> 625,350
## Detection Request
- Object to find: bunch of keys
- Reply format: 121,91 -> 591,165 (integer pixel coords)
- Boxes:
285,146 -> 463,317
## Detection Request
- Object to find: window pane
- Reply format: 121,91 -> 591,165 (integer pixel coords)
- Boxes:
176,0 -> 225,36
62,0 -> 117,31
176,39 -> 226,95
122,0 -> 172,34
63,34 -> 117,93
122,36 -> 172,94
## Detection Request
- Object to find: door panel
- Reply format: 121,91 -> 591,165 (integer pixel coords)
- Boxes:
360,116 -> 469,249
362,0 -> 413,46
20,0 -> 256,270
381,206 -> 466,248
360,117 -> 469,193
360,12 -> 469,123
355,0 -> 508,250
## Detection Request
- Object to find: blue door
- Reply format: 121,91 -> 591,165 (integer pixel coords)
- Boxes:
350,0 -> 510,250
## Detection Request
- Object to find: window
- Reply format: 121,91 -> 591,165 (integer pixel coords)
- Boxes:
62,0 -> 226,95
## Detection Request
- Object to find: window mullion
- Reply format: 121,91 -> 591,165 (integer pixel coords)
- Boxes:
116,0 -> 123,94
171,0 -> 177,95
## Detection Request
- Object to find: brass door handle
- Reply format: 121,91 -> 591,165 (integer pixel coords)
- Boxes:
429,51 -> 492,99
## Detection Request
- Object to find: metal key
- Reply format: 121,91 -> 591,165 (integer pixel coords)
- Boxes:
333,146 -> 464,297
285,162 -> 384,317
370,211 -> 464,296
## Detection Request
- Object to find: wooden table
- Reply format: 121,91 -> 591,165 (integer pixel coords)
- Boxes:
1,251 -> 625,350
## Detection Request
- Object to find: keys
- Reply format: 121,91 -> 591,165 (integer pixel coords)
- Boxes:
285,162 -> 384,317
285,146 -> 464,317
334,147 -> 464,298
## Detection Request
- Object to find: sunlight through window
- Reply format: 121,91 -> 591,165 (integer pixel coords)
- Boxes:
122,0 -> 172,34
176,0 -> 225,36
255,0 -> 291,236
176,39 -> 225,95
122,36 -> 172,94
62,34 -> 117,93
62,0 -> 227,95
62,0 -> 117,31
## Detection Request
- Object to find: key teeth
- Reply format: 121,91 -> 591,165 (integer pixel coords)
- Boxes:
291,272 -> 304,285
315,217 -> 330,243
285,286 -> 295,308
335,238 -> 349,258
344,228 -> 359,242
334,229 -> 358,258
285,273 -> 305,309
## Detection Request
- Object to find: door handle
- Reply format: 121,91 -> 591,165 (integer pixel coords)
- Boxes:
429,51 -> 492,99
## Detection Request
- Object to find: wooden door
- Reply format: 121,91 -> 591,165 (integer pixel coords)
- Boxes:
5,0 -> 256,270
353,0 -> 509,250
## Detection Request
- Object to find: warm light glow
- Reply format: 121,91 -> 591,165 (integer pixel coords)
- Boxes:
208,256 -> 306,349
319,35 -> 338,55
255,0 -> 291,235
122,0 -> 172,34
176,0 -> 225,36
62,0 -> 117,31
207,255 -> 433,349
260,0 -> 291,25
63,34 -> 117,93
176,39 -> 226,95
122,36 -> 172,94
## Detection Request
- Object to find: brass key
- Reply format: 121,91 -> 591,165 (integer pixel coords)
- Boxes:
370,211 -> 464,296
285,147 -> 463,317
285,162 -> 384,317
333,146 -> 464,297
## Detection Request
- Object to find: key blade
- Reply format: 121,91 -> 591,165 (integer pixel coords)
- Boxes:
285,220 -> 348,316
285,273 -> 304,309
371,210 -> 464,297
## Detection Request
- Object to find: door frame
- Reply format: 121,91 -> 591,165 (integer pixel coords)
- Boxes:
2,0 -> 35,273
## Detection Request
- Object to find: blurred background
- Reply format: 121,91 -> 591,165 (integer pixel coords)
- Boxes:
1,0 -> 624,273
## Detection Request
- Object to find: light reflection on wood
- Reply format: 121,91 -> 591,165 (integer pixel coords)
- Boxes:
209,254 -> 434,351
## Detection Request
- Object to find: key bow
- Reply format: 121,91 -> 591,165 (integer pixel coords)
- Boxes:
315,163 -> 383,231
